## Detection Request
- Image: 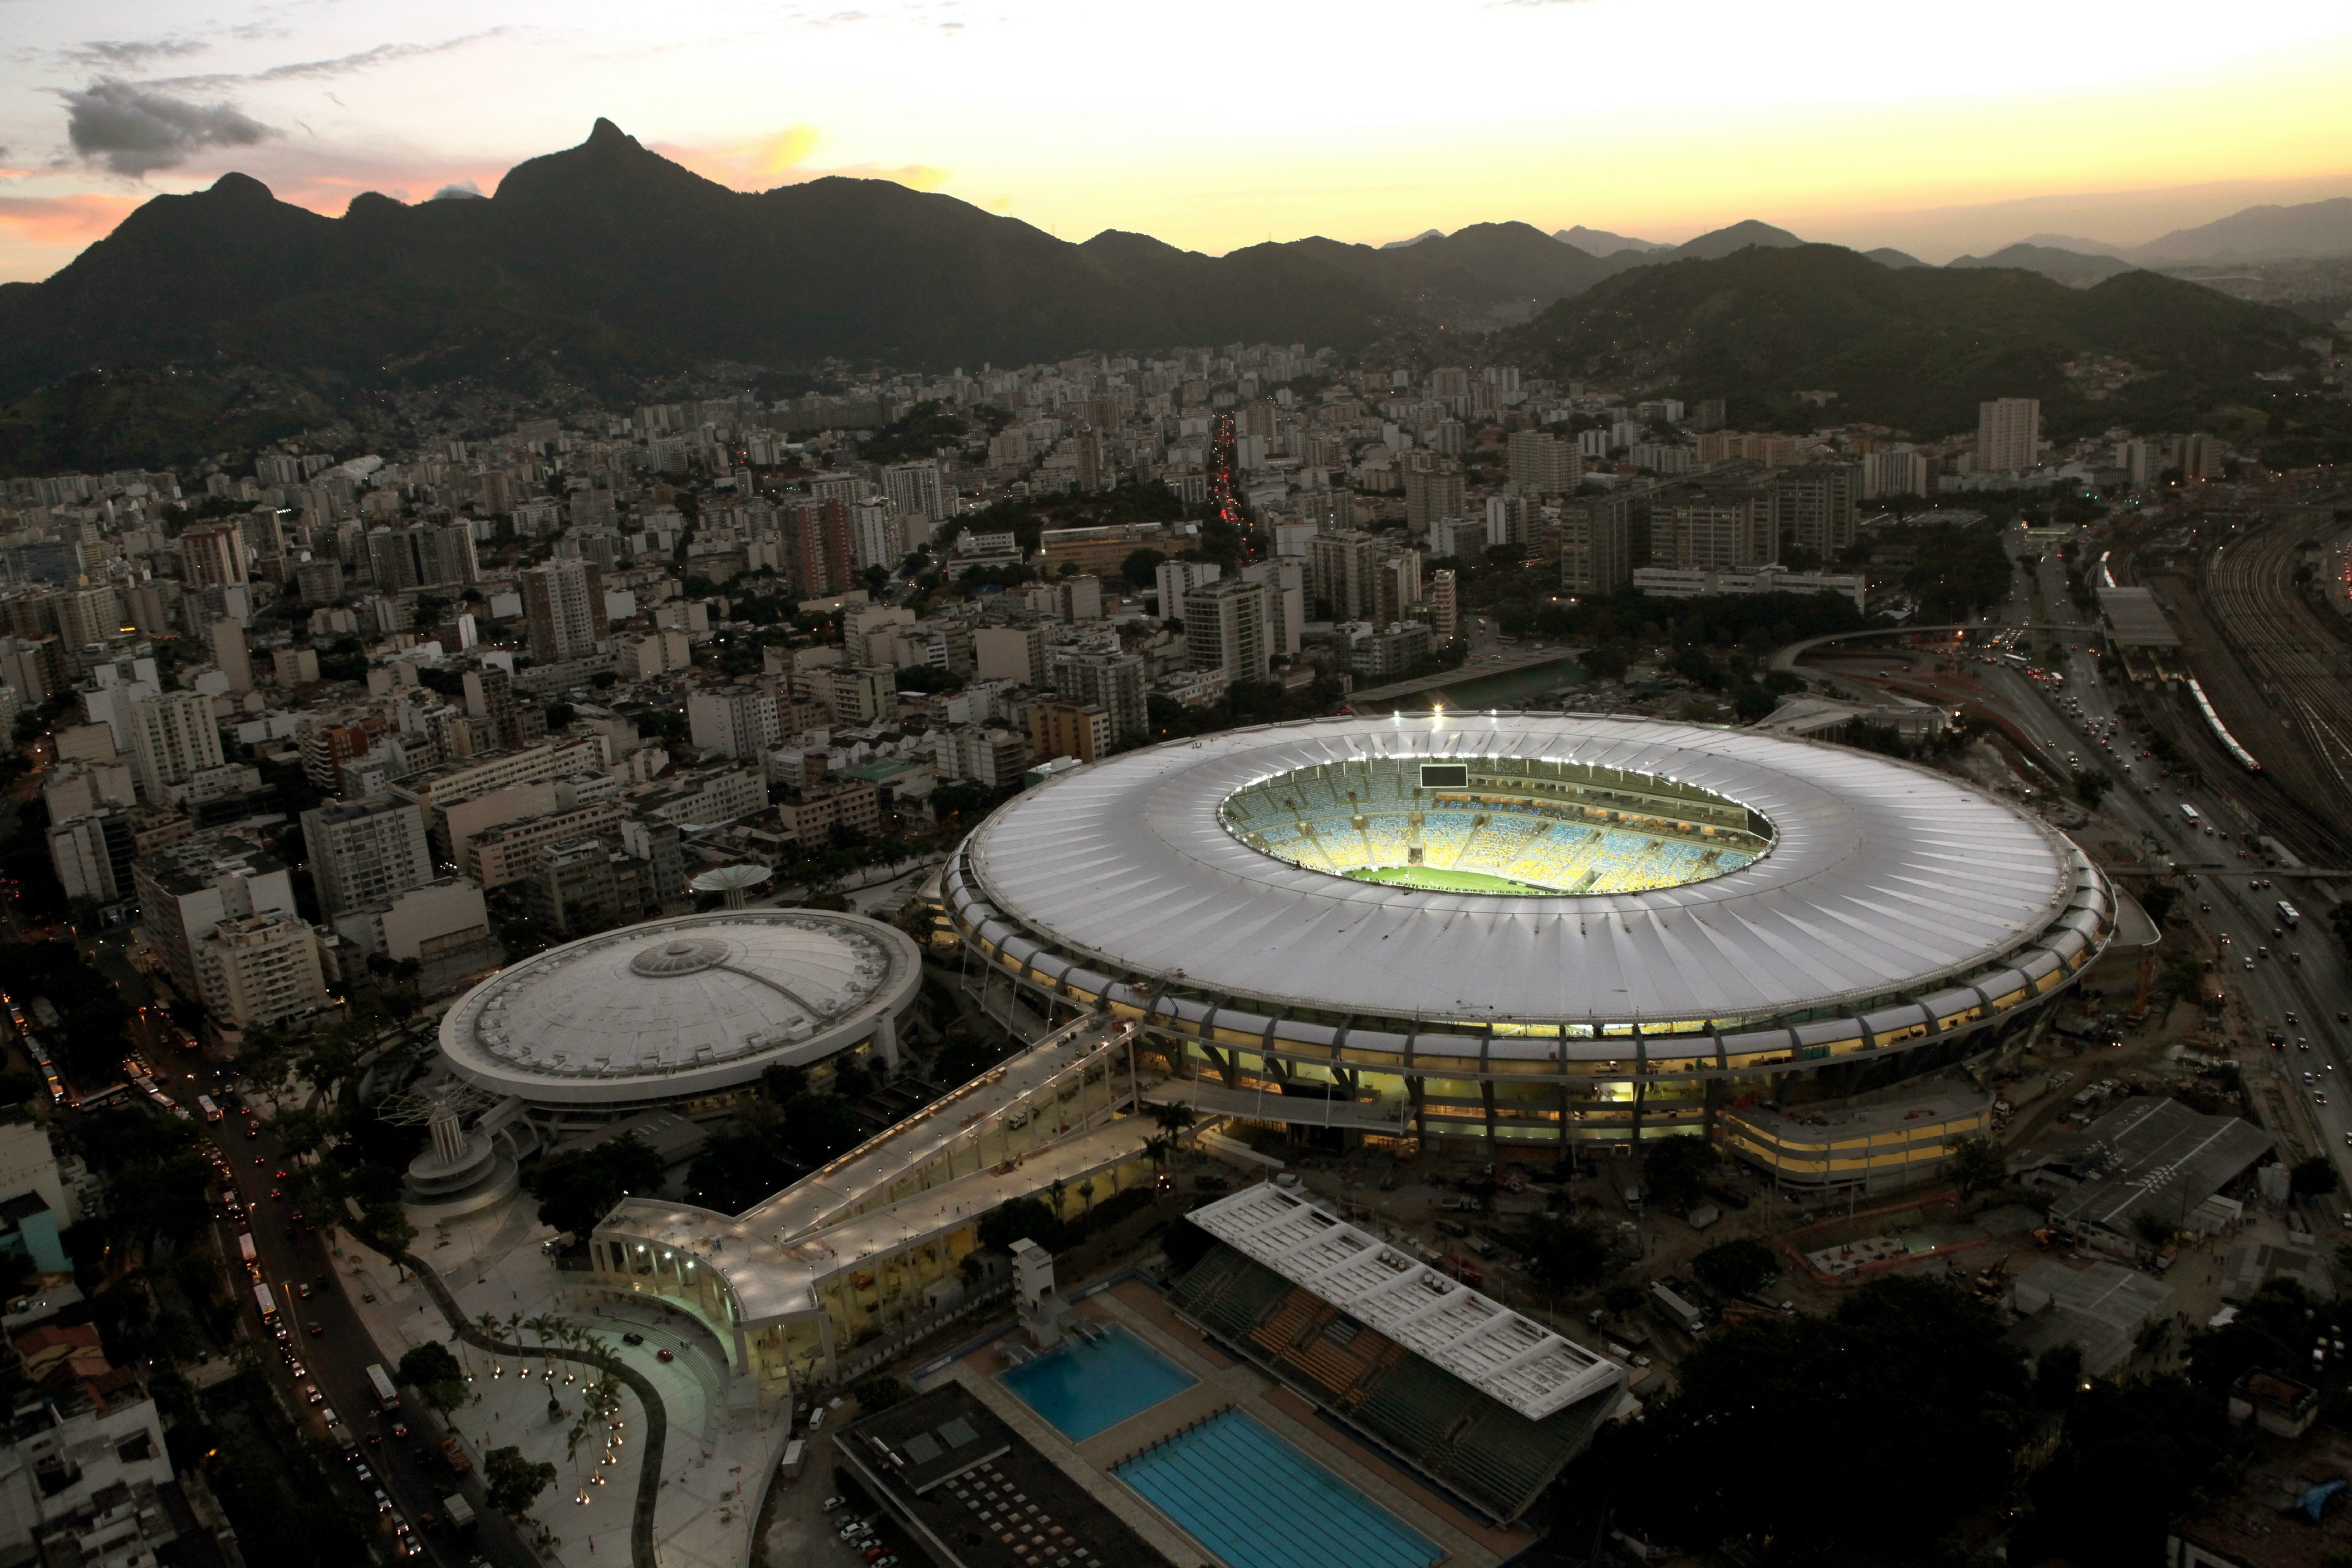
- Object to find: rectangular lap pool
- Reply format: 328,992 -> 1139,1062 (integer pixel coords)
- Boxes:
1000,1324 -> 1196,1442
1116,1408 -> 1442,1568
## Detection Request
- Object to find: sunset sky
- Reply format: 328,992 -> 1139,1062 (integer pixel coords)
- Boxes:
2,0 -> 2350,284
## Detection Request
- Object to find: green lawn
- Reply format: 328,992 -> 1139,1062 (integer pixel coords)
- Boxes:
1344,865 -> 1554,895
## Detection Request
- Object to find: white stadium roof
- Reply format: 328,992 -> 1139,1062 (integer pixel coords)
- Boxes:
440,911 -> 922,1105
954,714 -> 2108,1036
1189,1183 -> 1622,1419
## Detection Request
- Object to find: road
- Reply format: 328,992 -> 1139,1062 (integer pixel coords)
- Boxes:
1817,530 -> 2352,1193
2006,534 -> 2352,1192
97,959 -> 519,1567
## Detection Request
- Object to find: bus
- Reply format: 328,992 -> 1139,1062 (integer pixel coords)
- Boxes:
237,1233 -> 259,1271
2180,804 -> 2203,827
76,1083 -> 132,1111
254,1284 -> 278,1321
2279,899 -> 2302,929
365,1364 -> 401,1410
196,1096 -> 221,1123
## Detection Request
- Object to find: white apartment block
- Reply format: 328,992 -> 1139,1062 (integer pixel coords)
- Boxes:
194,909 -> 329,1027
127,690 -> 223,805
302,795 -> 434,916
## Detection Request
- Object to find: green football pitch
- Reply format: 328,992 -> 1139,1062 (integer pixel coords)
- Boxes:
1344,865 -> 1554,894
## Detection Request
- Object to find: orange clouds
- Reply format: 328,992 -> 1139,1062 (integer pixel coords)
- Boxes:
0,195 -> 140,246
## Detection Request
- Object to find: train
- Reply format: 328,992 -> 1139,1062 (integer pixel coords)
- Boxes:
2187,678 -> 2263,773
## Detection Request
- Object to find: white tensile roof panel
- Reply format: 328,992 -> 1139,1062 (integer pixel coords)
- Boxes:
964,714 -> 2086,1028
1189,1183 -> 1622,1421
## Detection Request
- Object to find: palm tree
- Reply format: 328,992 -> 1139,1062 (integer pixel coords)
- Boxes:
1149,1101 -> 1198,1157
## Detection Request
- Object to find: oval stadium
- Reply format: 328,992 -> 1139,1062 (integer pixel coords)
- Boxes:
945,712 -> 2116,1156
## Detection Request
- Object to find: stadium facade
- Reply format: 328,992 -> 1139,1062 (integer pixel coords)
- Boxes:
946,713 -> 2114,1163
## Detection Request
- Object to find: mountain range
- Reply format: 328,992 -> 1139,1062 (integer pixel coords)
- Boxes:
1504,242 -> 2308,438
0,118 -> 2332,471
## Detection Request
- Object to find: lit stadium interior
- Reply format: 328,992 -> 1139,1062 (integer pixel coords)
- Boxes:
1218,754 -> 1773,896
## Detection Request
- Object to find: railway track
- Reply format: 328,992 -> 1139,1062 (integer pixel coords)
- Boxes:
2116,531 -> 2352,865
2206,525 -> 2352,795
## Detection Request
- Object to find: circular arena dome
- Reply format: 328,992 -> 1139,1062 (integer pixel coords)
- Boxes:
945,714 -> 2112,1147
438,910 -> 923,1111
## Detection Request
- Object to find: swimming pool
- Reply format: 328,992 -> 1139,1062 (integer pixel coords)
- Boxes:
1000,1324 -> 1197,1441
1117,1408 -> 1441,1568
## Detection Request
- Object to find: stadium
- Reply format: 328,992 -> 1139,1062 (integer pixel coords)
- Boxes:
946,712 -> 2116,1155
436,909 -> 923,1134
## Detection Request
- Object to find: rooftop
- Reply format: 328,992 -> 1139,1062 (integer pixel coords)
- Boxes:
834,1383 -> 1173,1568
1187,1183 -> 1620,1421
2037,1097 -> 2274,1236
438,910 -> 921,1104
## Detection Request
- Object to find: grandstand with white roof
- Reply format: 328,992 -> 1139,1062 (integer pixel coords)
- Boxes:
1168,1181 -> 1626,1522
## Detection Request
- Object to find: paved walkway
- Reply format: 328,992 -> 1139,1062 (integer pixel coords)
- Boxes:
338,1193 -> 792,1568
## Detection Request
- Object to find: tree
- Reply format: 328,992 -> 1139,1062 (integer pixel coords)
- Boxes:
1521,1210 -> 1611,1293
2133,1211 -> 2176,1249
483,1445 -> 558,1517
2290,1154 -> 2338,1196
397,1342 -> 468,1417
1149,1101 -> 1198,1146
2020,1374 -> 2231,1567
1638,1136 -> 1718,1214
978,1196 -> 1071,1255
524,1135 -> 663,1240
1690,1238 -> 1778,1300
1946,1135 -> 2010,1198
2032,1341 -> 2084,1406
1591,1276 -> 2029,1560
852,1375 -> 906,1411
2073,767 -> 2111,807
1119,547 -> 1168,589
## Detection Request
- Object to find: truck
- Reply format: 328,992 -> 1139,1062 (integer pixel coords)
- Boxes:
1647,1279 -> 1706,1337
442,1494 -> 475,1530
437,1436 -> 471,1475
780,1439 -> 805,1481
365,1364 -> 400,1410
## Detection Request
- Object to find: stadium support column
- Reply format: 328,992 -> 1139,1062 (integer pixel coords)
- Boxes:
1404,1025 -> 1426,1153
1478,1029 -> 1498,1159
873,1008 -> 899,1071
1629,1029 -> 1647,1157
1705,1032 -> 1728,1140
1555,1042 -> 1570,1161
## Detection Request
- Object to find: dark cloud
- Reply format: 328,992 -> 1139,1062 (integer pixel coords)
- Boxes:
155,29 -> 518,89
63,38 -> 209,70
430,181 -> 484,200
64,80 -> 277,176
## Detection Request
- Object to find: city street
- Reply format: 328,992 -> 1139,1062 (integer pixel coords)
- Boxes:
91,957 -> 523,1568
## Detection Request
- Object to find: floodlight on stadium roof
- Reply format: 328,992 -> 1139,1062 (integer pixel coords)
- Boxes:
438,910 -> 922,1106
946,713 -> 2113,1063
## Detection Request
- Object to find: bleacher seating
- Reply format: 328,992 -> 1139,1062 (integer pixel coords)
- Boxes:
1167,1242 -> 1615,1522
1220,763 -> 1760,894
